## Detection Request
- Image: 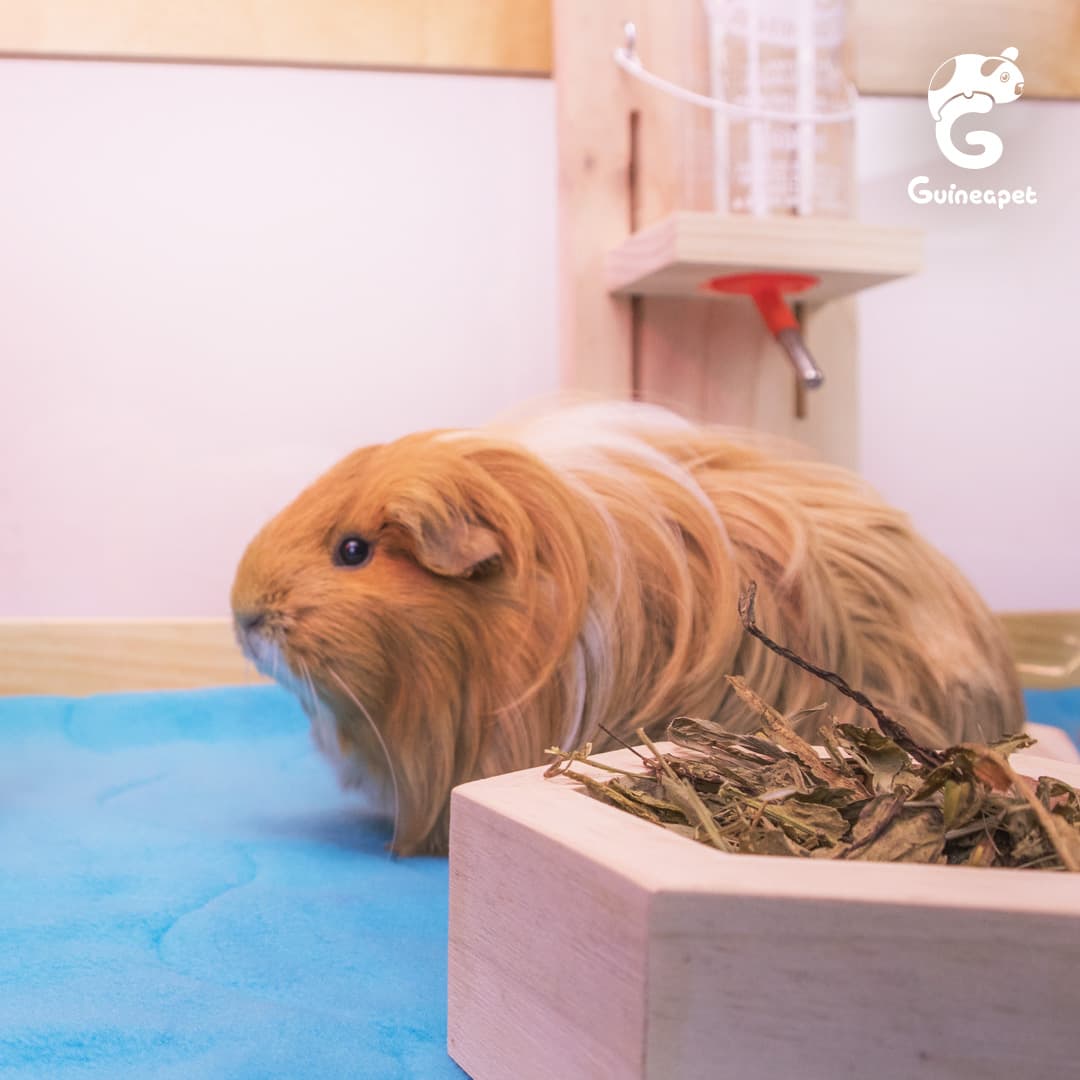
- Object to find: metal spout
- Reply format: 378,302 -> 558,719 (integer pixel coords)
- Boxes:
776,327 -> 824,389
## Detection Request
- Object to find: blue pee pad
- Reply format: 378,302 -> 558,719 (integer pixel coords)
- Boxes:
1024,687 -> 1080,749
2,683 -> 1078,1079
0,686 -> 464,1079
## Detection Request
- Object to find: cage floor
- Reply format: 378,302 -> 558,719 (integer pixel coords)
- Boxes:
0,686 -> 462,1079
0,684 -> 1077,1077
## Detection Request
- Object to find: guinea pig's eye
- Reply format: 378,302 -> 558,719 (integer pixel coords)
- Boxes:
1000,71 -> 1010,82
334,535 -> 374,568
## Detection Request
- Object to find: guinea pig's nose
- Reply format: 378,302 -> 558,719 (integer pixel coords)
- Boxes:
1015,82 -> 1024,95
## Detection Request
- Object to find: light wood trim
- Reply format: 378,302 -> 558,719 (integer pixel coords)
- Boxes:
0,618 -> 267,696
1000,612 -> 1080,691
1,614 -> 1075,696
853,0 -> 1080,100
0,1 -> 552,76
5,1 -> 1072,99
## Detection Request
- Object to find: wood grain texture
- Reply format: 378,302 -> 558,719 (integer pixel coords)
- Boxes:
448,790 -> 650,1080
0,618 -> 266,696
797,297 -> 859,467
853,0 -> 1080,100
3,613 -> 1075,697
551,0 -> 637,395
0,0 -> 552,75
8,1 -> 1072,98
553,0 -> 756,399
448,743 -> 1080,1080
1000,611 -> 1080,690
606,212 -> 923,302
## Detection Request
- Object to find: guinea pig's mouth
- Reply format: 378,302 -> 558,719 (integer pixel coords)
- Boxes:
235,619 -> 297,688
235,618 -> 330,718
235,617 -> 276,674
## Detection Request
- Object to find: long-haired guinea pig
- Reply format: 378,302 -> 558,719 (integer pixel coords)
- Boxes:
231,402 -> 1023,855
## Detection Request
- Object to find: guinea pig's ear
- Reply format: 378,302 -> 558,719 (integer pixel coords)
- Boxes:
388,511 -> 503,579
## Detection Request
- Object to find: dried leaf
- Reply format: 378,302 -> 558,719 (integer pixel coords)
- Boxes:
561,768 -> 664,824
989,732 -> 1038,758
742,821 -> 809,858
819,725 -> 855,777
725,676 -> 862,793
964,832 -> 999,867
941,780 -> 980,831
637,728 -> 735,852
971,754 -> 1014,793
544,587 -> 1080,872
854,807 -> 946,864
848,794 -> 906,850
1037,776 -> 1080,826
971,749 -> 1080,872
767,796 -> 849,846
837,725 -> 909,794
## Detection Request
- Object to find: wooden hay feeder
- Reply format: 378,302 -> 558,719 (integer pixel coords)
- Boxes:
448,745 -> 1080,1080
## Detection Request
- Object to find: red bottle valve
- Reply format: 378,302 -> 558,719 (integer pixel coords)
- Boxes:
703,272 -> 824,389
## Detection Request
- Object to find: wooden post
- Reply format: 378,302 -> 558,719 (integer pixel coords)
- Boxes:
552,0 -> 863,468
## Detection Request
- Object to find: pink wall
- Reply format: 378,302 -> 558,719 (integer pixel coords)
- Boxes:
0,59 -> 558,615
2,60 -> 1075,616
856,97 -> 1080,611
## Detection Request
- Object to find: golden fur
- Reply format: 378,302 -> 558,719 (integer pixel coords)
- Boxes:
231,403 -> 1024,855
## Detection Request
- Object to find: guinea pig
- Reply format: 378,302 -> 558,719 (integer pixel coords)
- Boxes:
231,402 -> 1024,855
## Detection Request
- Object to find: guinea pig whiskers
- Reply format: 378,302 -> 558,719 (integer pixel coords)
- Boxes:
326,665 -> 401,857
297,658 -> 318,715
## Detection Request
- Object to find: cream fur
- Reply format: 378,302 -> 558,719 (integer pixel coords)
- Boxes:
232,403 -> 1024,854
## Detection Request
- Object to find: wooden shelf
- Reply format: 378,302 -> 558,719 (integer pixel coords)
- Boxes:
606,212 -> 922,303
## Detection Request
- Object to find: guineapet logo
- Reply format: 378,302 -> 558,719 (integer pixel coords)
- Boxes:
927,46 -> 1024,169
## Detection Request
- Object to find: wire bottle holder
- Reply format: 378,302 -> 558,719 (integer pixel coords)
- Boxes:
615,0 -> 855,217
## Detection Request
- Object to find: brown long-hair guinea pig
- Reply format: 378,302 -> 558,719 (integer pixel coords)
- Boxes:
231,401 -> 1024,855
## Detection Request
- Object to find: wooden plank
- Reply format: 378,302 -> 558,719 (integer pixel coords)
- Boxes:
646,864 -> 1079,1079
550,0 -> 637,394
0,618 -> 266,696
0,0 -> 552,76
796,297 -> 859,467
606,211 -> 923,302
552,0 -> 784,409
449,744 -> 1080,1080
2,610 -> 1075,698
853,0 -> 1080,100
10,1 -> 1071,97
448,790 -> 650,1080
1000,611 -> 1080,690
623,0 -> 723,419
